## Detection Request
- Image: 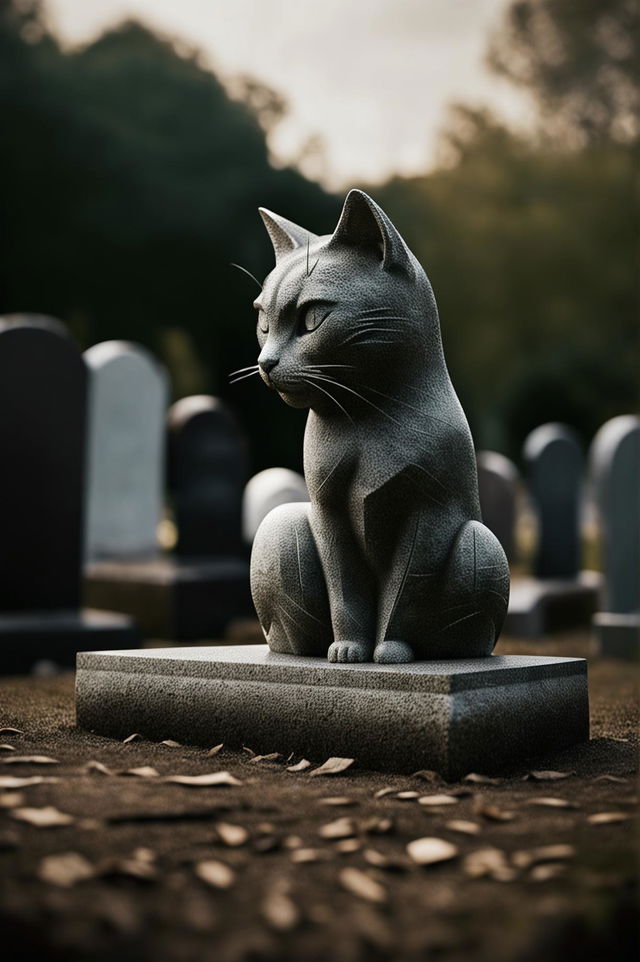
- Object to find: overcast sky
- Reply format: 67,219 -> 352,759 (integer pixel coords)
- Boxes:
46,0 -> 525,187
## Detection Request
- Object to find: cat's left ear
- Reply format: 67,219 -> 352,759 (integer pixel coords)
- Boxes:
329,189 -> 414,276
259,208 -> 318,262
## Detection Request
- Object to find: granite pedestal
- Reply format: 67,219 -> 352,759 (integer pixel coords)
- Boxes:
76,645 -> 589,778
85,558 -> 253,641
1,609 -> 139,674
504,571 -> 601,639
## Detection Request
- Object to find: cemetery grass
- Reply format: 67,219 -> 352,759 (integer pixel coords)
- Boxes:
0,631 -> 637,962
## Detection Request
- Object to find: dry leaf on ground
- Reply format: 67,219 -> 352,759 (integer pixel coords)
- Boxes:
250,753 -> 282,763
373,787 -> 396,799
261,888 -> 300,931
207,744 -> 223,756
161,740 -> 182,748
0,775 -> 59,789
512,844 -> 575,869
526,797 -> 576,809
0,745 -> 16,752
215,822 -> 249,847
527,770 -> 576,781
0,728 -> 24,736
319,817 -> 356,840
290,847 -> 332,863
406,837 -> 458,866
37,852 -> 94,887
587,812 -> 631,825
463,848 -> 516,881
530,863 -> 567,882
84,760 -> 113,776
2,756 -> 59,765
287,759 -> 311,772
195,859 -> 235,889
418,794 -> 459,807
412,770 -> 445,784
340,867 -> 387,903
122,766 -> 160,779
396,791 -> 420,800
594,774 -> 629,784
163,772 -> 242,788
362,816 -> 394,835
122,733 -> 142,744
445,820 -> 481,836
335,838 -> 362,853
473,800 -> 515,822
98,853 -> 157,881
0,792 -> 24,808
310,757 -> 355,777
463,773 -> 501,785
363,848 -> 408,871
11,806 -> 74,827
318,796 -> 357,807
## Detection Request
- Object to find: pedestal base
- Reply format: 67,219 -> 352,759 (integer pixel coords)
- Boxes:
76,645 -> 589,779
594,612 -> 640,660
0,608 -> 139,674
85,557 -> 253,640
505,571 -> 600,638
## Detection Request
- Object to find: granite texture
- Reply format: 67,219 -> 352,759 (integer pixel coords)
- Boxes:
249,190 -> 509,664
505,572 -> 600,639
0,608 -> 139,674
76,645 -> 589,778
85,557 -> 252,640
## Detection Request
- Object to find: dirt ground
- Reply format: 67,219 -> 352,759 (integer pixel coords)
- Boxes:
0,629 -> 637,962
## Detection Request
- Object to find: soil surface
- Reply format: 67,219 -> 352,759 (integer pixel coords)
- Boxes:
0,630 -> 637,962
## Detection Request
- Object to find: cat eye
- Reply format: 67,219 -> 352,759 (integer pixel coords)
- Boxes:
300,302 -> 332,334
257,310 -> 269,334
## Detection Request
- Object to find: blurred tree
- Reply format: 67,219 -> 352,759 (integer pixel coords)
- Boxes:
488,0 -> 640,147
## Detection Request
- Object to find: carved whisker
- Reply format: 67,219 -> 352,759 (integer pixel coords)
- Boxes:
306,235 -> 320,276
302,376 -> 355,425
229,369 -> 261,385
230,262 -> 263,291
307,373 -> 403,426
356,382 -> 460,432
228,364 -> 259,378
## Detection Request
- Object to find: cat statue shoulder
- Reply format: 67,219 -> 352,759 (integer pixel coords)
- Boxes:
247,189 -> 509,663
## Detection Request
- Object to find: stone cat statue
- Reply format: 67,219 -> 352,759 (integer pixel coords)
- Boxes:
248,189 -> 509,663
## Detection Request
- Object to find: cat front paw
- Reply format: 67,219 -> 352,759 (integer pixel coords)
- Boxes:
328,640 -> 373,663
374,640 -> 415,664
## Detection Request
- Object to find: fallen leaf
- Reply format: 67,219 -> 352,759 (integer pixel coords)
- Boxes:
473,800 -> 515,822
250,753 -> 281,763
463,773 -> 501,785
407,837 -> 458,867
319,817 -> 356,840
412,770 -> 445,784
290,848 -> 331,863
37,852 -> 94,887
362,816 -> 394,835
84,760 -> 113,776
512,844 -> 575,869
283,835 -> 304,849
530,863 -> 566,882
526,797 -> 576,809
207,744 -> 223,757
0,745 -> 16,752
287,759 -> 311,773
310,757 -> 355,777
594,775 -> 629,784
11,806 -> 74,827
98,855 -> 157,881
395,791 -> 420,800
0,776 -> 59,789
418,794 -> 459,807
195,859 -> 235,889
122,733 -> 142,744
0,791 -> 24,808
373,787 -> 396,799
445,820 -> 481,836
261,888 -> 300,931
215,822 -> 249,847
463,848 -> 516,882
163,772 -> 242,788
340,867 -> 387,904
2,756 -> 59,765
242,746 -> 255,757
318,796 -> 358,807
527,771 -> 575,781
161,740 -> 182,748
122,766 -> 160,779
335,838 -> 362,854
363,848 -> 408,871
0,728 -> 24,736
587,812 -> 631,825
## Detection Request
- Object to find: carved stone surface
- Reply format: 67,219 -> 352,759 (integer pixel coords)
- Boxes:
477,450 -> 519,563
243,467 -> 309,543
84,341 -> 168,561
249,190 -> 509,663
590,415 -> 640,658
75,645 -> 589,778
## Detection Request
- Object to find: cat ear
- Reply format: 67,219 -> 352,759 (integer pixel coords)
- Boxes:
329,189 -> 413,275
259,208 -> 318,262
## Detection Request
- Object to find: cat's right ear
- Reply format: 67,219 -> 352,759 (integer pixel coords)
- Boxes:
259,208 -> 318,262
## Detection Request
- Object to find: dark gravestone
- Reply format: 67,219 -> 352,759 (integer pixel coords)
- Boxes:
505,423 -> 600,638
168,396 -> 248,558
86,394 -> 253,640
0,319 -> 138,672
590,415 -> 640,658
476,451 -> 519,563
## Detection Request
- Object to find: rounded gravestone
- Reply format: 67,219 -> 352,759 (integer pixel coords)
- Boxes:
590,415 -> 640,615
243,467 -> 309,543
84,341 -> 169,561
168,396 -> 248,558
0,318 -> 86,610
476,451 -> 519,563
524,424 -> 583,580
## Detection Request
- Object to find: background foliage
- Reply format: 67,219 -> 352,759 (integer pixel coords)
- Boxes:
0,0 -> 637,469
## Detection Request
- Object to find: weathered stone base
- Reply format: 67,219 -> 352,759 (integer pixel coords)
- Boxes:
85,557 -> 253,641
76,645 -> 589,779
505,571 -> 601,638
594,612 -> 640,660
0,609 -> 139,674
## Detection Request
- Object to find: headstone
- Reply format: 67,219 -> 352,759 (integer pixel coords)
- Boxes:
476,451 -> 519,563
505,423 -> 600,637
86,394 -> 253,639
590,415 -> 640,658
243,467 -> 309,544
0,318 -> 138,672
84,341 -> 169,560
168,396 -> 248,558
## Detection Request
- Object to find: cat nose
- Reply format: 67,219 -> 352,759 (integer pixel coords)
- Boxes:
259,356 -> 278,374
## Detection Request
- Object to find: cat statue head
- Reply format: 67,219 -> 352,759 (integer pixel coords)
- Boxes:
254,189 -> 445,410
